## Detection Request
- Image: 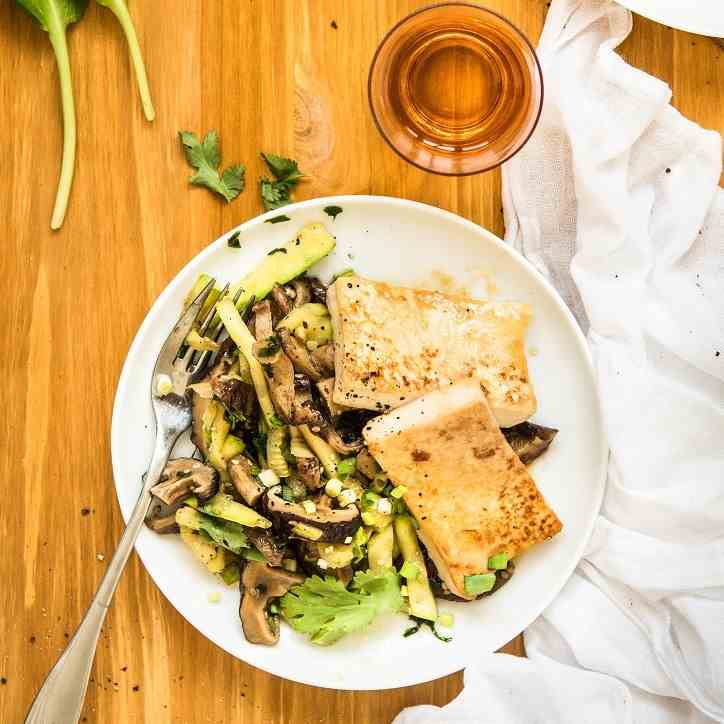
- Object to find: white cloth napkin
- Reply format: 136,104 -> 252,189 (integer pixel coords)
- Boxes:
394,1 -> 724,722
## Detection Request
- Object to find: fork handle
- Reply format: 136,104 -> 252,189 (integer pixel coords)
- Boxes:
25,428 -> 177,724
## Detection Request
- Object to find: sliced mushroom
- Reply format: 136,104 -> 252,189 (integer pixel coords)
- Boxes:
310,344 -> 335,377
145,491 -> 182,534
246,529 -> 285,567
355,448 -> 380,480
278,328 -> 323,381
239,562 -> 304,645
228,455 -> 265,506
194,341 -> 255,422
190,391 -> 212,458
252,335 -> 282,365
307,277 -> 327,305
324,427 -> 364,455
252,301 -> 296,422
266,351 -> 295,422
263,486 -> 361,543
253,300 -> 274,340
316,377 -> 349,419
290,279 -> 311,308
145,513 -> 179,534
271,283 -> 292,318
296,456 -> 322,489
291,387 -> 326,429
315,493 -> 333,511
503,422 -> 558,464
150,458 -> 219,505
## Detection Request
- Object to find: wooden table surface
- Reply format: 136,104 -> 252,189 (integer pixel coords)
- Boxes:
2,1 -> 722,722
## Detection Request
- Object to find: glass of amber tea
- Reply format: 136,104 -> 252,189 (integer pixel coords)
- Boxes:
368,3 -> 543,175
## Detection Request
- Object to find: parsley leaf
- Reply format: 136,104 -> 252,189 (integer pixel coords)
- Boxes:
179,131 -> 245,202
259,152 -> 304,211
281,568 -> 403,645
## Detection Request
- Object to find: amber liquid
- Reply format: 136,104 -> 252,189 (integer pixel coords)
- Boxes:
391,28 -> 532,154
370,6 -> 542,174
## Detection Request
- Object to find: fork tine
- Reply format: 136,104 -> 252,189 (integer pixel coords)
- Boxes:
186,284 -> 233,375
241,294 -> 256,324
198,283 -> 229,335
153,279 -> 216,378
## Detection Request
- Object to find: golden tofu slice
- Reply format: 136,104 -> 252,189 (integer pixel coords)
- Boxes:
363,381 -> 562,600
327,276 -> 536,427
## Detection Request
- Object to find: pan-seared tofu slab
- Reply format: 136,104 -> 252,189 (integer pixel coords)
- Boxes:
327,276 -> 536,427
363,381 -> 562,600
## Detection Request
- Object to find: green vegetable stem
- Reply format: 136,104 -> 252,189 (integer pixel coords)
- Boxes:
16,0 -> 88,230
96,0 -> 155,121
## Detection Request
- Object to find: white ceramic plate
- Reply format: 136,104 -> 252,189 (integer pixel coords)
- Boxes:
616,0 -> 724,37
111,195 -> 607,690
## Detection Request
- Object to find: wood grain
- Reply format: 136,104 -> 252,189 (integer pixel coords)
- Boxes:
0,1 -> 721,722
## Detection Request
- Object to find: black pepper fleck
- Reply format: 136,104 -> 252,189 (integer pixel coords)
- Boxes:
81,507 -> 91,516
132,685 -> 140,692
330,19 -> 338,29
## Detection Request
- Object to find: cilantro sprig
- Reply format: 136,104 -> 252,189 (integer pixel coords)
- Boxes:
281,568 -> 403,645
260,153 -> 304,211
179,130 -> 245,202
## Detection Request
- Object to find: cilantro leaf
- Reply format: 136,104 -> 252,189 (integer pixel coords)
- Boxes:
261,153 -> 303,183
259,152 -> 304,211
281,568 -> 403,645
179,131 -> 246,202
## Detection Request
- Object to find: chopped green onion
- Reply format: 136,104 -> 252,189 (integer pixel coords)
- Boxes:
281,485 -> 295,502
390,485 -> 408,499
370,474 -> 388,493
336,457 -> 357,479
438,612 -> 454,628
487,553 -> 509,570
464,573 -> 496,595
182,496 -> 199,509
360,491 -> 380,511
221,563 -> 241,586
324,477 -> 343,497
399,560 -> 419,581
207,591 -> 221,604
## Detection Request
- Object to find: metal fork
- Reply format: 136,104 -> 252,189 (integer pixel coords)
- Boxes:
25,279 -> 222,724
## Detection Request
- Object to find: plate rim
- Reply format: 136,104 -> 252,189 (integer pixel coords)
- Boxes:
615,0 -> 724,37
110,194 -> 608,689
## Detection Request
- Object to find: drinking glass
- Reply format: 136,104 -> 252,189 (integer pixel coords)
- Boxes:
368,3 -> 544,175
